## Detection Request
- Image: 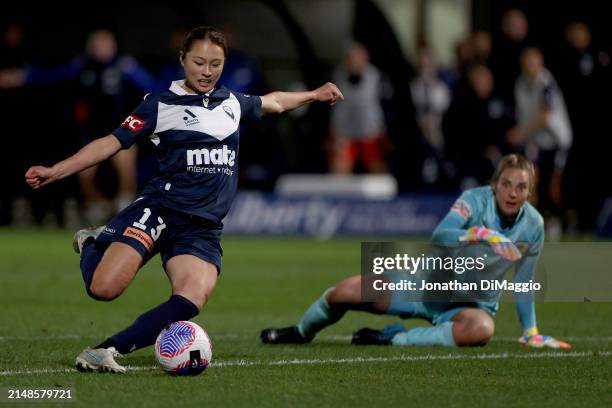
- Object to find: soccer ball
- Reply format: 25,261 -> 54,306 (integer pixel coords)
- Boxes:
155,321 -> 213,375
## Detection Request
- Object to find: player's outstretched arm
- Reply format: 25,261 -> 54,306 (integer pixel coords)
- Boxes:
260,82 -> 344,115
25,134 -> 122,189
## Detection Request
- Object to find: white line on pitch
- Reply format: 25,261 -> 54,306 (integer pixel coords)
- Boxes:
1,334 -> 610,342
323,335 -> 612,342
0,351 -> 610,376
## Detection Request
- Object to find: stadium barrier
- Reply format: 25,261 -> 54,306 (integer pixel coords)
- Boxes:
596,197 -> 612,237
223,191 -> 455,237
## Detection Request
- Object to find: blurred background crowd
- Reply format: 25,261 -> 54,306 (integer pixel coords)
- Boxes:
1,0 -> 610,238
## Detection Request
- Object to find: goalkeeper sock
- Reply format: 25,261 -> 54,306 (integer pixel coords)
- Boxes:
297,288 -> 346,338
105,295 -> 199,354
80,242 -> 105,300
390,322 -> 456,346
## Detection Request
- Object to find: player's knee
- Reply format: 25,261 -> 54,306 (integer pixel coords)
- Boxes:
85,285 -> 106,301
87,284 -> 119,301
453,311 -> 495,346
462,316 -> 495,346
326,276 -> 361,305
471,318 -> 495,345
88,279 -> 123,301
325,286 -> 344,304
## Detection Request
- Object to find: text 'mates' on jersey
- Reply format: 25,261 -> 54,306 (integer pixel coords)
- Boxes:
112,80 -> 262,226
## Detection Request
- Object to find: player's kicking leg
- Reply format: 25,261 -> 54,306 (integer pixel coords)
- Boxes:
71,200 -> 218,373
260,275 -> 390,344
74,255 -> 212,373
73,236 -> 144,373
72,226 -> 105,254
72,226 -> 128,373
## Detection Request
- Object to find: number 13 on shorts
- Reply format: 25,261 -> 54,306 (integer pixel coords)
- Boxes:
133,208 -> 167,241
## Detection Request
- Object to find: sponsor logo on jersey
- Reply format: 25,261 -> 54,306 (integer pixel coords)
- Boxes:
182,108 -> 200,126
121,115 -> 145,132
186,145 -> 236,176
123,226 -> 154,251
186,145 -> 236,167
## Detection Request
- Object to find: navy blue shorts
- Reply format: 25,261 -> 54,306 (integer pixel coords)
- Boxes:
95,196 -> 223,272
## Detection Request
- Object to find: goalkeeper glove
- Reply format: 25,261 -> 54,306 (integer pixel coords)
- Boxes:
518,327 -> 572,349
459,226 -> 522,261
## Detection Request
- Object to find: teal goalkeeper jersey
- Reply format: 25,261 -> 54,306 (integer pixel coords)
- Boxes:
431,186 -> 545,331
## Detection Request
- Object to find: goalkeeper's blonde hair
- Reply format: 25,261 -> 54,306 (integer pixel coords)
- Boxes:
491,154 -> 535,192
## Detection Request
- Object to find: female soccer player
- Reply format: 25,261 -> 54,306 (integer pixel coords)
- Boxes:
25,26 -> 343,373
262,154 -> 571,350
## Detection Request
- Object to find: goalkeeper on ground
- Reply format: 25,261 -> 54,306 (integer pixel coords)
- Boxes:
261,154 -> 570,349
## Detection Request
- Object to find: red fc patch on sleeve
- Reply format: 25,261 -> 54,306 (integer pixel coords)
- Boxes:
121,115 -> 146,132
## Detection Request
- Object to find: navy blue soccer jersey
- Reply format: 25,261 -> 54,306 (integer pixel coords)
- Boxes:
112,80 -> 262,225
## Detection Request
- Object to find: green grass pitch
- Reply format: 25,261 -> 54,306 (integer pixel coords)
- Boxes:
0,229 -> 610,407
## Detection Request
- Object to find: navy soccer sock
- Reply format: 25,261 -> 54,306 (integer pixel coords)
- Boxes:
80,242 -> 105,300
98,295 -> 199,354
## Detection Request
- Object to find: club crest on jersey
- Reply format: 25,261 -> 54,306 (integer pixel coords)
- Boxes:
223,106 -> 235,121
121,115 -> 145,132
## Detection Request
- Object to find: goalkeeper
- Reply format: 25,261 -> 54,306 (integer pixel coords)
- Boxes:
261,154 -> 570,349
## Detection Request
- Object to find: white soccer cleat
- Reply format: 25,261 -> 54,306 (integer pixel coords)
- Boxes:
75,347 -> 127,373
72,226 -> 105,254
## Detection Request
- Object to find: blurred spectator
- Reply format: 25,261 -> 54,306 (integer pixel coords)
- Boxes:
509,47 -> 572,239
553,22 -> 609,230
490,9 -> 532,106
0,23 -> 27,70
410,46 -> 451,185
157,27 -> 189,90
443,64 -> 512,189
329,42 -> 388,174
556,22 -> 603,105
454,36 -> 475,82
0,29 -> 158,225
471,30 -> 492,66
0,23 -> 34,225
217,25 -> 268,95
